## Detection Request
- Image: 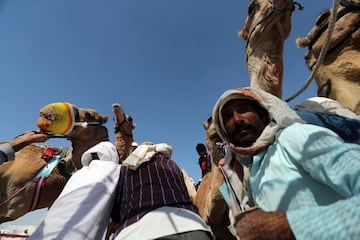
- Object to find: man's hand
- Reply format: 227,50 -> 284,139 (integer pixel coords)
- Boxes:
234,208 -> 295,240
10,131 -> 53,152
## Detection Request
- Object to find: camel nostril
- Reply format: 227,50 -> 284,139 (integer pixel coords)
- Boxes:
36,118 -> 52,131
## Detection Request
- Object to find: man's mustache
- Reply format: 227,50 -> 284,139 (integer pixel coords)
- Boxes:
228,123 -> 254,135
230,123 -> 254,132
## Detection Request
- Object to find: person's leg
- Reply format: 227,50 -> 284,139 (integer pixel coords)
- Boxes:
156,230 -> 214,240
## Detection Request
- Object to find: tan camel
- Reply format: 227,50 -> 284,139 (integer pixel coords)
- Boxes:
0,103 -> 109,224
238,0 -> 301,98
187,116 -> 250,240
112,103 -> 136,160
0,144 -> 71,223
296,0 -> 360,114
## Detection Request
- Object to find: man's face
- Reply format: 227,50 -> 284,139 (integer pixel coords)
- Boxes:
198,149 -> 206,156
221,99 -> 268,147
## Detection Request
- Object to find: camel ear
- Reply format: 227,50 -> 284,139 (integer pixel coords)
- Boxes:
101,115 -> 109,124
296,37 -> 310,48
203,122 -> 209,131
238,27 -> 249,40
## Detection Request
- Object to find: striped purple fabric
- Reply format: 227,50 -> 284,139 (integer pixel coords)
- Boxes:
111,153 -> 199,234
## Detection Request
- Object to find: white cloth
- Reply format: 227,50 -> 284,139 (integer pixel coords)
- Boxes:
29,141 -> 120,240
114,206 -> 212,240
213,87 -> 305,152
295,96 -> 360,120
122,142 -> 172,170
81,141 -> 119,166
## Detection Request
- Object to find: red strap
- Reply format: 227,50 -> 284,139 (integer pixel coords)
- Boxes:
41,146 -> 60,162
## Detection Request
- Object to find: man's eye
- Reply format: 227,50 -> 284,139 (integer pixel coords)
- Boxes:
235,105 -> 251,113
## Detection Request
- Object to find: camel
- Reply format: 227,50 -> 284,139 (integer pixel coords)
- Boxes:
0,102 -> 133,225
105,103 -> 137,239
185,116 -> 250,240
296,0 -> 360,114
112,103 -> 136,160
238,0 -> 302,98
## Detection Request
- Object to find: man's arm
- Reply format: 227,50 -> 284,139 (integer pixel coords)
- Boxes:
0,131 -> 52,164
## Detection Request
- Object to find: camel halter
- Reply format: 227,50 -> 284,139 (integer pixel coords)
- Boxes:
37,102 -> 104,136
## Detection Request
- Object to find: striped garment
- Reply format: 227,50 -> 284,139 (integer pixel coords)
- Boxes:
111,153 -> 199,234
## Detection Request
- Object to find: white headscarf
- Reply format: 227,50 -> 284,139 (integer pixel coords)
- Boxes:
212,87 -> 305,159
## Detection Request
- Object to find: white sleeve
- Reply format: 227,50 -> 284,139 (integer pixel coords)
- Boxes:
29,143 -> 120,240
0,142 -> 15,163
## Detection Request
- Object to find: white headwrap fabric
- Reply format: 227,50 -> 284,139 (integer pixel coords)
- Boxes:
122,142 -> 173,170
213,87 -> 305,158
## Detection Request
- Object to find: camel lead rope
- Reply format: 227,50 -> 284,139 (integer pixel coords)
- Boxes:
285,0 -> 340,102
219,167 -> 243,213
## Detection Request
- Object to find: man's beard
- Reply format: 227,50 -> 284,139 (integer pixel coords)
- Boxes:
228,123 -> 260,147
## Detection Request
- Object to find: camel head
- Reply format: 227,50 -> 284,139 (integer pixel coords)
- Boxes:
37,102 -> 110,169
296,0 -> 360,114
238,0 -> 302,98
239,0 -> 296,41
0,103 -> 110,224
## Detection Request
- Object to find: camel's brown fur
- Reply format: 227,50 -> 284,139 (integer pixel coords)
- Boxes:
0,145 -> 69,223
296,1 -> 360,114
239,0 -> 297,98
0,105 -> 109,224
194,163 -> 237,240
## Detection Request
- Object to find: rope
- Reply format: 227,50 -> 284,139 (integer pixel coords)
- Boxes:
219,167 -> 243,212
285,0 -> 340,102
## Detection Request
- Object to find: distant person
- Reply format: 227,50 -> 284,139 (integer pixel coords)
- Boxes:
0,131 -> 53,164
196,143 -> 211,178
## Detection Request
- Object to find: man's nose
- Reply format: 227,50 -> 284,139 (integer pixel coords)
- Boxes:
232,111 -> 244,123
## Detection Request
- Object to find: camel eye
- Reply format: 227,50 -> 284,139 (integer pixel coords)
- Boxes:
85,112 -> 96,121
316,10 -> 330,26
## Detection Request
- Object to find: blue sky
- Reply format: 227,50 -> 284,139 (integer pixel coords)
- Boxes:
0,0 -> 330,227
